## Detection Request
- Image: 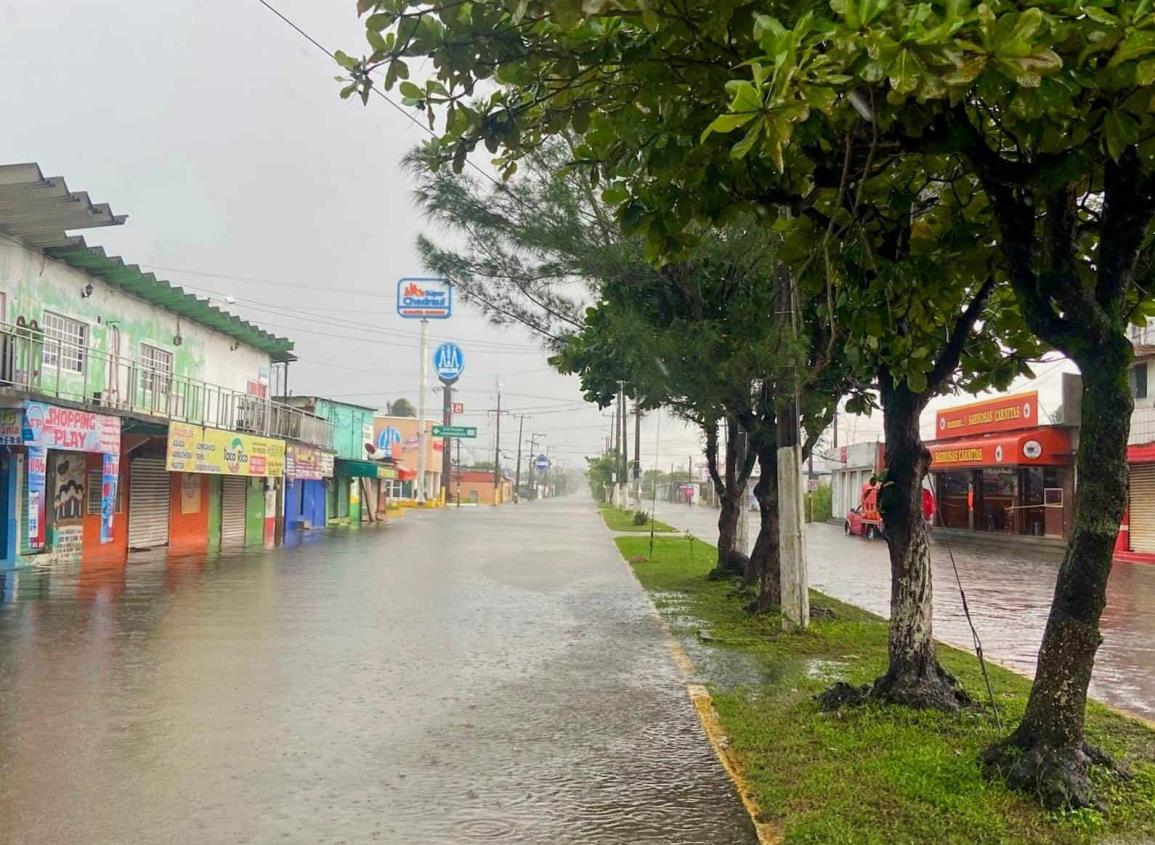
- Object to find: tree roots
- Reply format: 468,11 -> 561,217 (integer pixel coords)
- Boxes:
982,736 -> 1130,811
818,663 -> 972,713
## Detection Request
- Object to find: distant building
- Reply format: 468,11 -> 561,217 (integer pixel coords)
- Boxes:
452,469 -> 512,506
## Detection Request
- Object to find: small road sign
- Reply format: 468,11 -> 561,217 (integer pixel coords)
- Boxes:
534,453 -> 550,471
433,342 -> 465,383
432,425 -> 477,438
451,402 -> 464,414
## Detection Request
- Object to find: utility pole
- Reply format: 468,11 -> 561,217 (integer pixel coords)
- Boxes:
777,264 -> 809,632
526,432 -> 545,499
632,405 -> 642,510
441,384 -> 453,504
415,318 -> 429,503
492,383 -> 502,505
456,439 -> 461,507
611,398 -> 621,504
513,414 -> 526,503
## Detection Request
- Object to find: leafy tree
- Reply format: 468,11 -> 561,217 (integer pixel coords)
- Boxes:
388,398 -> 416,417
346,0 -> 1155,804
585,453 -> 616,502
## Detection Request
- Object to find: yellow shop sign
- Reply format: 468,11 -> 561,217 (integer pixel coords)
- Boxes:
166,423 -> 285,478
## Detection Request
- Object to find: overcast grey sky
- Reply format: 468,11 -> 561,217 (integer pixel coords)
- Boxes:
0,0 -> 1075,476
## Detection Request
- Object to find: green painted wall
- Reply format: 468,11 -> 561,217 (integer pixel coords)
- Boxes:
244,480 -> 265,546
314,399 -> 375,460
206,476 -> 222,552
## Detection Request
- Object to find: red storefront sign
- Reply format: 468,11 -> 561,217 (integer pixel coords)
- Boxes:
928,427 -> 1071,469
935,391 -> 1038,439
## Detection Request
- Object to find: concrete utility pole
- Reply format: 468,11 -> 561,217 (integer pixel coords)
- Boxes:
527,432 -> 545,499
513,414 -> 526,503
777,266 -> 809,632
611,397 -> 621,504
632,405 -> 642,510
415,318 -> 430,503
441,384 -> 453,504
492,383 -> 502,505
735,428 -> 750,555
619,389 -> 629,507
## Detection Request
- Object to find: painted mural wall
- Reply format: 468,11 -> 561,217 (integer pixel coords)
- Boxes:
0,238 -> 271,403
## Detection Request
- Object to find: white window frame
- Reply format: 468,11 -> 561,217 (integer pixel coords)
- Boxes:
140,342 -> 174,395
42,310 -> 88,374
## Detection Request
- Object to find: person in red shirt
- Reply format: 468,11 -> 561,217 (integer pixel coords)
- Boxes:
921,486 -> 937,527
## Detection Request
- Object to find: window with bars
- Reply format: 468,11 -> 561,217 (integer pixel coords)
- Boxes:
42,311 -> 88,374
140,343 -> 173,394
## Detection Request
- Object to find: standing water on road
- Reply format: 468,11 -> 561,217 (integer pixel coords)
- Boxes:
0,498 -> 756,845
652,501 -> 1155,722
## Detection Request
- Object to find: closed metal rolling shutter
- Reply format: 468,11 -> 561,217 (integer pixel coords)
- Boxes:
221,476 -> 248,545
1129,465 -> 1155,552
128,458 -> 170,550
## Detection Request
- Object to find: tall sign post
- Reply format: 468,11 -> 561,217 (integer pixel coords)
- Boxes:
432,341 -> 465,504
397,278 -> 452,504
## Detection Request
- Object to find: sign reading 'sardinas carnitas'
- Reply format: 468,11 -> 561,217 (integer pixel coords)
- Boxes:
935,391 -> 1038,439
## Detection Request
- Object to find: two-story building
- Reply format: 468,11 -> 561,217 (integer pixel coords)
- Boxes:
277,396 -> 384,532
372,414 -> 438,503
1120,324 -> 1155,561
0,162 -> 332,567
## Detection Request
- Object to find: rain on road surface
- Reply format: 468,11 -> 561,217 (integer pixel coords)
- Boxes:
0,497 -> 756,845
652,500 -> 1155,721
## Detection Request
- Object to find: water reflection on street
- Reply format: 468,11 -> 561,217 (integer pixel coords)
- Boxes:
0,499 -> 756,845
652,502 -> 1155,721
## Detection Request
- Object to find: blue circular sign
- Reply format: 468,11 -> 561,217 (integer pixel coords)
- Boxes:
534,453 -> 550,471
433,342 -> 465,383
377,426 -> 402,451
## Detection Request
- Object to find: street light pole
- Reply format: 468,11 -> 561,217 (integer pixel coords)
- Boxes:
415,317 -> 429,504
492,383 -> 502,505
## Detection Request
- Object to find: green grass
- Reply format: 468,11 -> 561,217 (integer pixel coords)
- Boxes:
597,503 -> 676,533
616,534 -> 1155,845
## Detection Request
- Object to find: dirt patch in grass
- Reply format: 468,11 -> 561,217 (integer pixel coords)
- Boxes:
617,535 -> 1155,845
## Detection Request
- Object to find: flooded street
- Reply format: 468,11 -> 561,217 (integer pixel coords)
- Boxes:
0,498 -> 755,845
652,501 -> 1155,721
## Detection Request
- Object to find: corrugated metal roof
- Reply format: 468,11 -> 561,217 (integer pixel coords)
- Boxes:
0,162 -> 295,362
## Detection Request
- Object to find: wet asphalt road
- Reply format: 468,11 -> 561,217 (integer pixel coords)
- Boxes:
652,500 -> 1155,721
0,496 -> 756,845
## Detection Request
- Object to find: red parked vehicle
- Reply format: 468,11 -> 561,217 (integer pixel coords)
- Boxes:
844,482 -> 937,539
845,482 -> 884,539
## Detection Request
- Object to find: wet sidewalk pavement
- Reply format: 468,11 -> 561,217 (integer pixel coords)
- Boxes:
0,497 -> 757,845
651,500 -> 1155,722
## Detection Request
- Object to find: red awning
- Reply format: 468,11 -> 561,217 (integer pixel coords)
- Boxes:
395,463 -> 417,481
928,427 -> 1072,470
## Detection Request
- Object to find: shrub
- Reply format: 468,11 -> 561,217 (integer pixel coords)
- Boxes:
632,510 -> 650,526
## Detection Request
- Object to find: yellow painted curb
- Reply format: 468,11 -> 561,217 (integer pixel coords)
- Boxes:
599,515 -> 781,845
686,682 -> 784,845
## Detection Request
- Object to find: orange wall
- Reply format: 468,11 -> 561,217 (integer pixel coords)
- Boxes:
374,416 -> 443,473
169,472 -> 210,554
81,452 -> 128,565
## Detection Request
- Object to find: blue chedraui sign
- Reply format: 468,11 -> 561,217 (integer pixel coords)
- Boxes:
377,426 -> 403,452
534,454 -> 550,472
397,277 -> 452,319
432,342 -> 465,384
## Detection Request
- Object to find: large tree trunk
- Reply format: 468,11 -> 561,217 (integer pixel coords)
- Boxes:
707,418 -> 751,579
984,338 -> 1133,808
872,376 -> 968,710
748,440 -> 781,610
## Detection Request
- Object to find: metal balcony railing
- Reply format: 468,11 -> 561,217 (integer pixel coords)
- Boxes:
0,321 -> 333,450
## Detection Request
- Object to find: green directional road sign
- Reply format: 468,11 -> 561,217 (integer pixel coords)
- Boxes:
432,425 -> 477,439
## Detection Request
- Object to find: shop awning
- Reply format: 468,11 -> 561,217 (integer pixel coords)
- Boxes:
335,458 -> 388,478
396,463 -> 417,481
928,426 -> 1072,470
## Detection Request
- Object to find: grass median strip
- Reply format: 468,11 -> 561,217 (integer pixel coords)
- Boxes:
597,503 -> 676,533
614,533 -> 1155,845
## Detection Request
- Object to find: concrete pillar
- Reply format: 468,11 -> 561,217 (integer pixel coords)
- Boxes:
778,442 -> 809,631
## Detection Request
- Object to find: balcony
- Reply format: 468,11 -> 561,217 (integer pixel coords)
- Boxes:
0,321 -> 333,450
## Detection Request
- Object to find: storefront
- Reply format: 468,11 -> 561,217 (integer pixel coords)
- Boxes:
1,401 -> 123,566
1121,443 -> 1155,558
927,392 -> 1075,538
283,445 -> 334,534
166,422 -> 285,551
